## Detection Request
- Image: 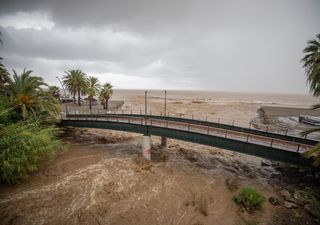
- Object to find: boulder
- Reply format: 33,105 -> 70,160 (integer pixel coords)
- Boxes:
280,189 -> 295,202
284,201 -> 298,209
261,160 -> 272,167
268,197 -> 281,206
293,189 -> 312,206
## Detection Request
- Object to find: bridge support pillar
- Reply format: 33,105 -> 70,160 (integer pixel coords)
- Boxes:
161,137 -> 167,147
142,135 -> 151,160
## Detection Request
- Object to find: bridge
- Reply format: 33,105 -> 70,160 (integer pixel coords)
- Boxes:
59,112 -> 318,167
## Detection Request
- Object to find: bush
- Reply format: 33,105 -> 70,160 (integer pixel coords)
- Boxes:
234,186 -> 265,211
0,119 -> 62,184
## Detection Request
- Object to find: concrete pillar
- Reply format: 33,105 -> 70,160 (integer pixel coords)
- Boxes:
161,137 -> 167,147
142,135 -> 151,160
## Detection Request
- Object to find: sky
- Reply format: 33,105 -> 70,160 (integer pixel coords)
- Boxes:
0,0 -> 319,94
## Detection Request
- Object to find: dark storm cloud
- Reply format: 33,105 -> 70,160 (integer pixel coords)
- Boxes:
0,0 -> 319,92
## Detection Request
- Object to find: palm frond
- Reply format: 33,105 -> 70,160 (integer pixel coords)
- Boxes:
303,144 -> 320,167
300,127 -> 320,137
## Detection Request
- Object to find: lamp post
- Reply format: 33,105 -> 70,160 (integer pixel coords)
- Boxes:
145,90 -> 148,118
56,76 -> 68,115
164,90 -> 167,118
161,90 -> 168,147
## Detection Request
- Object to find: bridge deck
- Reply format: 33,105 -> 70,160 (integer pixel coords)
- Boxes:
59,114 -> 316,166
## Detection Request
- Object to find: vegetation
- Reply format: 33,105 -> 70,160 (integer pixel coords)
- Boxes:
233,186 -> 265,211
301,33 -> 320,166
0,35 -> 64,184
0,116 -> 61,184
0,57 -> 9,86
62,69 -> 88,105
100,82 -> 113,110
0,69 -> 62,184
4,70 -> 59,120
301,33 -> 320,97
48,85 -> 61,100
87,76 -> 100,110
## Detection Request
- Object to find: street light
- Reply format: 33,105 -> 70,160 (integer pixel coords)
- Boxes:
145,90 -> 148,118
56,76 -> 68,115
164,90 -> 167,118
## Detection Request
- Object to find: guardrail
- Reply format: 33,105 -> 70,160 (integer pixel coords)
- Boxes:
62,114 -> 311,153
63,111 -> 318,146
62,109 -> 308,137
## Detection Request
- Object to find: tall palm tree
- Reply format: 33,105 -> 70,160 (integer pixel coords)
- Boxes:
62,70 -> 77,103
87,76 -> 100,110
302,33 -> 320,97
62,69 -> 88,106
301,33 -> 320,166
48,85 -> 60,100
100,83 -> 113,110
6,69 -> 59,120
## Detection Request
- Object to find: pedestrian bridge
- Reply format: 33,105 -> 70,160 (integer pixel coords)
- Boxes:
59,113 -> 317,166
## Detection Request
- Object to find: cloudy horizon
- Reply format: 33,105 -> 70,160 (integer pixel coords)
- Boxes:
0,0 -> 319,94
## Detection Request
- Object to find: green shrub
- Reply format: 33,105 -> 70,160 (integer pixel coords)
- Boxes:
0,119 -> 62,184
233,186 -> 265,211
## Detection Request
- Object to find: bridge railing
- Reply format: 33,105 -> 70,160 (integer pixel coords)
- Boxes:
62,114 -> 311,153
63,109 -> 316,141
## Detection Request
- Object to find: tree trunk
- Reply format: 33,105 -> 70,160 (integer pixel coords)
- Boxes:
73,93 -> 76,104
105,99 -> 109,110
78,89 -> 81,106
89,100 -> 92,110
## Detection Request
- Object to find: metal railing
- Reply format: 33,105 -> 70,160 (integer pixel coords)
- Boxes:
62,109 -> 318,141
62,114 -> 311,153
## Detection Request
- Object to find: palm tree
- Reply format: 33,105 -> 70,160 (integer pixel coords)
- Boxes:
0,32 -> 9,87
62,69 -> 88,106
6,69 -> 59,120
301,33 -> 320,97
100,83 -> 113,110
301,33 -> 320,166
62,70 -> 77,103
0,57 -> 9,86
48,86 -> 60,100
87,76 -> 100,110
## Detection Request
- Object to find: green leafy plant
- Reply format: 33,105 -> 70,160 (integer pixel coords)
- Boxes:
233,186 -> 265,211
0,118 -> 62,184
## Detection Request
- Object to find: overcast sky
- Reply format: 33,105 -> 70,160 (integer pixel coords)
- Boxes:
0,0 -> 319,93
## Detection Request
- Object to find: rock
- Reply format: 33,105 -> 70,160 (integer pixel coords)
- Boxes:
268,197 -> 281,206
261,160 -> 272,167
284,201 -> 298,209
293,189 -> 311,206
280,189 -> 291,198
280,189 -> 295,202
305,203 -> 320,218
